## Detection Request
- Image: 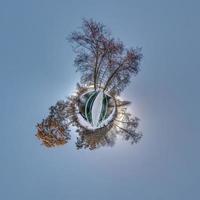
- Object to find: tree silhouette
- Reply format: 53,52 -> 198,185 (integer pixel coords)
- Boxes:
36,116 -> 70,148
75,123 -> 116,150
36,100 -> 71,147
113,106 -> 142,144
69,19 -> 142,95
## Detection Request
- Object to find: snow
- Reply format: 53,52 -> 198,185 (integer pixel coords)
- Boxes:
76,90 -> 116,131
91,91 -> 104,128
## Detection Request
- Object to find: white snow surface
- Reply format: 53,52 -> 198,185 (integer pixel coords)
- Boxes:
91,91 -> 104,128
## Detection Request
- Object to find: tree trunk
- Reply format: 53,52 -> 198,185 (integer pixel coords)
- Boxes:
103,64 -> 122,92
93,53 -> 99,91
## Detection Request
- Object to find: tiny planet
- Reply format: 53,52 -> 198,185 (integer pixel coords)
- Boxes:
36,19 -> 143,150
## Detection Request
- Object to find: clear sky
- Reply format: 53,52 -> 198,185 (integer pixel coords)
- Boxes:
0,0 -> 200,199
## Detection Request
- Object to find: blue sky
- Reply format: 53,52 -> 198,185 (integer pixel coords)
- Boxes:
0,0 -> 200,199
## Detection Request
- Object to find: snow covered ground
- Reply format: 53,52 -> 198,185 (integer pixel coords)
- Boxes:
76,90 -> 116,131
91,91 -> 104,128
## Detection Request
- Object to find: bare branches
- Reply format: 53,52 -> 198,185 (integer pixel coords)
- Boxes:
103,48 -> 142,94
75,122 -> 116,150
69,19 -> 142,95
114,115 -> 142,144
36,100 -> 71,147
69,19 -> 110,90
36,117 -> 70,148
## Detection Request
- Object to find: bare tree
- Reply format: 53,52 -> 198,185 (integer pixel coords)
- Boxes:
69,19 -> 109,90
69,19 -> 142,95
113,107 -> 142,144
36,100 -> 71,147
36,116 -> 70,147
102,48 -> 142,95
75,123 -> 116,150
